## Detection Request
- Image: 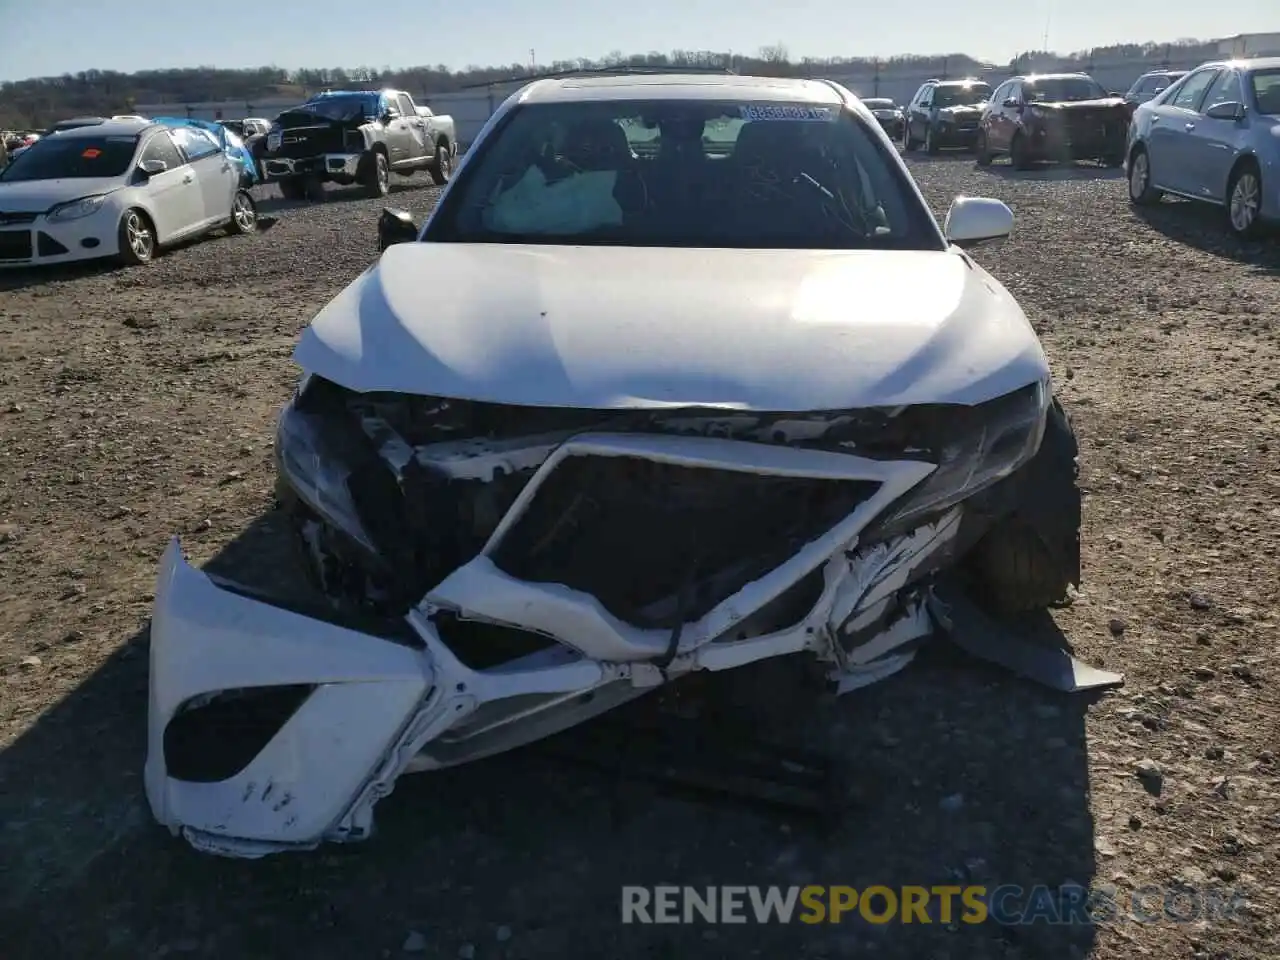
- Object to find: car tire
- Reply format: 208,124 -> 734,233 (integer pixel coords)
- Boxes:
1126,146 -> 1162,206
228,190 -> 257,235
965,398 -> 1081,616
361,151 -> 390,199
277,177 -> 306,201
902,121 -> 917,152
115,208 -> 156,267
975,129 -> 992,167
924,124 -> 939,155
1010,132 -> 1032,170
429,143 -> 452,185
1226,161 -> 1264,240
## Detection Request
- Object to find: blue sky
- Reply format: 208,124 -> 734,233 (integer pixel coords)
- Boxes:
1,0 -> 1275,82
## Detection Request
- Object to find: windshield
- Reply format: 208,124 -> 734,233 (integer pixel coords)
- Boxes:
1251,69 -> 1280,115
1024,77 -> 1108,102
289,94 -> 381,122
0,134 -> 138,181
427,99 -> 941,251
934,84 -> 991,106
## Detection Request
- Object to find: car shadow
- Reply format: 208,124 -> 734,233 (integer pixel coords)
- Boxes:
977,160 -> 1127,182
0,509 -> 1103,958
254,178 -> 441,215
1133,199 -> 1280,273
0,259 -> 121,292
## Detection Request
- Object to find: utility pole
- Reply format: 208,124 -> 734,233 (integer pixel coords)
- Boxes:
530,49 -> 536,72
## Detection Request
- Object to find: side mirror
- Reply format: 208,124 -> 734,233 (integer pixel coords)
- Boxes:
1204,101 -> 1245,121
944,196 -> 1013,248
380,111 -> 396,125
378,207 -> 419,251
1108,91 -> 1123,98
1002,97 -> 1021,108
138,159 -> 168,176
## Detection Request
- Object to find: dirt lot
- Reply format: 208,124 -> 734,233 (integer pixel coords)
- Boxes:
1,155 -> 1278,959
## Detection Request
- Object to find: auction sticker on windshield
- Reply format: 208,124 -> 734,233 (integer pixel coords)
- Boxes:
739,105 -> 836,122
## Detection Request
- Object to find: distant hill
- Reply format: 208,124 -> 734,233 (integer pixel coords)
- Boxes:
0,38 -> 1220,129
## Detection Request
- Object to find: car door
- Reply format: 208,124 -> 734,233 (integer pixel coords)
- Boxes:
993,81 -> 1022,152
914,85 -> 934,139
984,81 -> 1010,150
380,94 -> 412,166
1186,68 -> 1249,201
396,94 -> 429,164
169,126 -> 238,226
136,130 -> 203,241
1150,67 -> 1219,194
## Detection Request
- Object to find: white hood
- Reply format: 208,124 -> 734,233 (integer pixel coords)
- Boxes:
0,177 -> 122,212
293,243 -> 1049,411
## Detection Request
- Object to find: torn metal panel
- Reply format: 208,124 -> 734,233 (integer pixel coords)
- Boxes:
928,583 -> 1124,692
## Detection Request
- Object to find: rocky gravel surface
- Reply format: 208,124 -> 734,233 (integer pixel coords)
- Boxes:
1,155 -> 1278,959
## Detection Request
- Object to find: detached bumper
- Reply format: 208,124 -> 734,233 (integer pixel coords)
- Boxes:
263,153 -> 362,181
147,435 -> 964,858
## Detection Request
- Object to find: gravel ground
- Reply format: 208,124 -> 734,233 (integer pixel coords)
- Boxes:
1,154 -> 1278,959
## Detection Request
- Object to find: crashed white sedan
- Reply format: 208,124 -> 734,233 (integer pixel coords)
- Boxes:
146,74 -> 1095,858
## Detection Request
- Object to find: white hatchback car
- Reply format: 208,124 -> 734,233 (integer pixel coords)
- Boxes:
0,117 -> 257,268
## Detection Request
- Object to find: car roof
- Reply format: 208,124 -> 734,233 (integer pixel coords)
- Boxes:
517,73 -> 845,105
932,78 -> 990,87
1201,56 -> 1280,72
1018,73 -> 1093,82
49,118 -> 154,138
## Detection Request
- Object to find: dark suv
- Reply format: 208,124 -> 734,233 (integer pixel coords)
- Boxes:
976,73 -> 1129,169
1121,70 -> 1187,117
902,79 -> 993,153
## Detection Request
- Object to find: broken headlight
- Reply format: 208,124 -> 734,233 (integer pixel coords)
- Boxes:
876,377 -> 1051,533
274,400 -> 379,555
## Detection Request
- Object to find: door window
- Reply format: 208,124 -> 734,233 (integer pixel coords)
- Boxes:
396,94 -> 416,118
1171,69 -> 1219,111
1201,70 -> 1243,113
140,132 -> 185,169
169,126 -> 221,162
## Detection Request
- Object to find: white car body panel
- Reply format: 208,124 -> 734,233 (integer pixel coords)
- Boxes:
144,73 -> 1065,859
295,243 -> 1048,409
0,123 -> 241,268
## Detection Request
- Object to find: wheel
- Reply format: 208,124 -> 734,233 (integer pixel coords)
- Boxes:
115,208 -> 155,266
1010,132 -> 1033,170
965,399 -> 1081,615
1226,162 -> 1263,239
229,190 -> 257,235
902,120 -> 917,152
975,129 -> 992,167
277,177 -> 305,201
361,151 -> 390,199
429,143 -> 452,185
924,124 -> 939,155
1126,146 -> 1162,206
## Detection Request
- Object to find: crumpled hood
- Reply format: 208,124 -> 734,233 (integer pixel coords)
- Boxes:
0,177 -> 122,212
293,243 -> 1049,411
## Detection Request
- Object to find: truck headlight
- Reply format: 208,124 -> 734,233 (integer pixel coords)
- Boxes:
876,377 -> 1052,534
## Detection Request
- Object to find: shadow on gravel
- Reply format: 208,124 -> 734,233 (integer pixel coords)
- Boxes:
1133,200 -> 1280,273
976,161 -> 1127,183
0,260 -> 118,292
0,510 -> 1104,959
254,179 -> 440,216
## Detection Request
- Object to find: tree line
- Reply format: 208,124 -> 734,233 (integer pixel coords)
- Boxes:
0,38 -> 1218,129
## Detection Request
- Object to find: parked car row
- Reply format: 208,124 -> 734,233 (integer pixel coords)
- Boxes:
0,117 -> 258,268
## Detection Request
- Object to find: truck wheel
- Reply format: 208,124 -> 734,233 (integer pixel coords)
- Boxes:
361,151 -> 390,199
964,399 -> 1081,616
429,143 -> 452,185
277,177 -> 306,201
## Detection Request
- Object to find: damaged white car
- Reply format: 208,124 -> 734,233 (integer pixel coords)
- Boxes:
146,73 -> 1106,858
